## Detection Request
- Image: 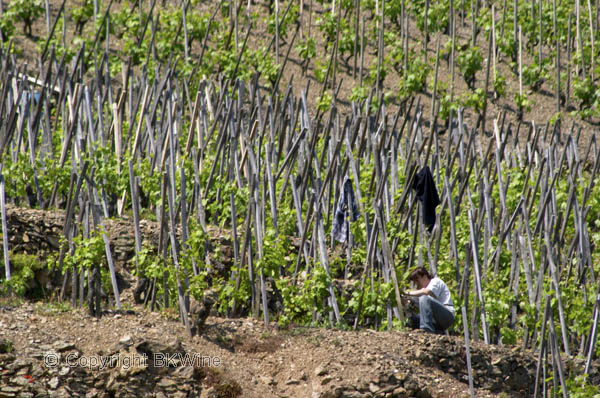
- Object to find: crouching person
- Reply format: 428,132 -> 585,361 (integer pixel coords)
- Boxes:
406,267 -> 455,334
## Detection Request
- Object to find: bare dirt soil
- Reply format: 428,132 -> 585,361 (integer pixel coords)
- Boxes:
8,0 -> 600,156
1,297 -> 550,398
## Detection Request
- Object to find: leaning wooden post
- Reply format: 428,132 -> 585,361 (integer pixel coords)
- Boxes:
548,308 -> 569,398
128,160 -> 143,270
461,306 -> 476,398
166,87 -> 193,337
375,204 -> 405,324
100,227 -> 121,309
565,13 -> 573,107
533,299 -> 550,398
86,197 -> 122,310
468,209 -> 490,344
0,174 -> 10,290
584,293 -> 600,375
314,192 -> 343,325
553,0 -> 561,113
445,176 -> 460,283
545,228 -> 571,356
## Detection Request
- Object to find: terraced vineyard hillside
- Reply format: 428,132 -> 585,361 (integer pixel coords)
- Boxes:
0,0 -> 599,396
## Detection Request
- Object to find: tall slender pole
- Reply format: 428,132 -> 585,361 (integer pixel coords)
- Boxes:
0,174 -> 10,289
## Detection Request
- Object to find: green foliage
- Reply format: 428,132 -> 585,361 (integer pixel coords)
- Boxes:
387,38 -> 405,72
461,87 -> 486,114
316,92 -> 333,112
296,36 -> 316,66
259,228 -> 293,277
84,145 -> 129,200
496,35 -> 517,61
216,270 -> 251,315
315,9 -> 356,59
457,46 -> 483,89
135,245 -> 161,279
154,8 -> 186,60
0,253 -> 45,297
71,0 -> 94,34
387,223 -> 412,265
557,276 -> 595,338
34,300 -> 72,315
112,2 -> 144,39
61,233 -> 105,274
522,61 -> 548,92
266,4 -> 299,40
0,12 -> 16,41
202,175 -> 248,228
493,75 -> 507,99
572,77 -> 600,117
1,153 -> 35,200
134,158 -> 162,214
316,12 -> 338,49
278,265 -> 332,327
397,53 -> 431,99
7,0 -> 44,36
185,11 -> 213,45
513,92 -> 533,118
56,231 -> 116,301
413,0 -> 450,34
481,266 -> 517,344
434,82 -> 459,121
179,223 -> 211,300
1,149 -> 70,206
314,58 -> 330,84
3,0 -> 600,347
366,59 -> 387,86
337,19 -> 357,59
350,85 -> 370,103
348,277 -> 394,328
552,374 -> 600,398
249,48 -> 280,88
277,277 -> 311,326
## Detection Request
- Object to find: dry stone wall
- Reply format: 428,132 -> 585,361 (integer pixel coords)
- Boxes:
3,205 -> 234,271
0,337 -> 208,398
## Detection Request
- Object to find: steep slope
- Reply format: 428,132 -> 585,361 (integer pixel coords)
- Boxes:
3,299 -> 594,398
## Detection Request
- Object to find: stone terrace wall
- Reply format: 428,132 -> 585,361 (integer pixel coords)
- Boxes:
3,205 -> 234,271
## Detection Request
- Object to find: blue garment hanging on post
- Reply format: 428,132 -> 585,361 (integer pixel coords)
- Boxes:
412,166 -> 440,233
332,178 -> 360,243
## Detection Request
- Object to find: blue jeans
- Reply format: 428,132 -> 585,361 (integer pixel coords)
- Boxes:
417,295 -> 455,333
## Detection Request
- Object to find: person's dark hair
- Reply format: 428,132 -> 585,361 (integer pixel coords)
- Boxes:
409,267 -> 433,282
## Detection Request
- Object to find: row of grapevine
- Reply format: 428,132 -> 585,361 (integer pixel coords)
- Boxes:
0,0 -> 598,393
0,36 -> 598,392
1,0 -> 600,124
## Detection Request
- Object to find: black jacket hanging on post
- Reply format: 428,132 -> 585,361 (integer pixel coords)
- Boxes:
332,178 -> 360,243
412,166 -> 440,233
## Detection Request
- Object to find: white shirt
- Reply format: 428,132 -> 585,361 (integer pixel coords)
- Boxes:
427,277 -> 455,315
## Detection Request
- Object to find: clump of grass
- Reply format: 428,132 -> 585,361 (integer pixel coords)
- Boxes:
0,338 -> 13,353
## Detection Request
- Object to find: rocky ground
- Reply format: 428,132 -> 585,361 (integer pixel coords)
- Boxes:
0,297 -> 565,398
3,206 -> 600,398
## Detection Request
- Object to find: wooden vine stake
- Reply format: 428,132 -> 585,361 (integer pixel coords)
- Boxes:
566,13 -> 573,109
584,293 -> 600,375
516,24 -> 524,120
0,174 -> 10,293
275,0 -> 279,65
554,0 -> 560,113
587,0 -> 595,81
461,306 -> 476,398
576,0 -> 586,78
